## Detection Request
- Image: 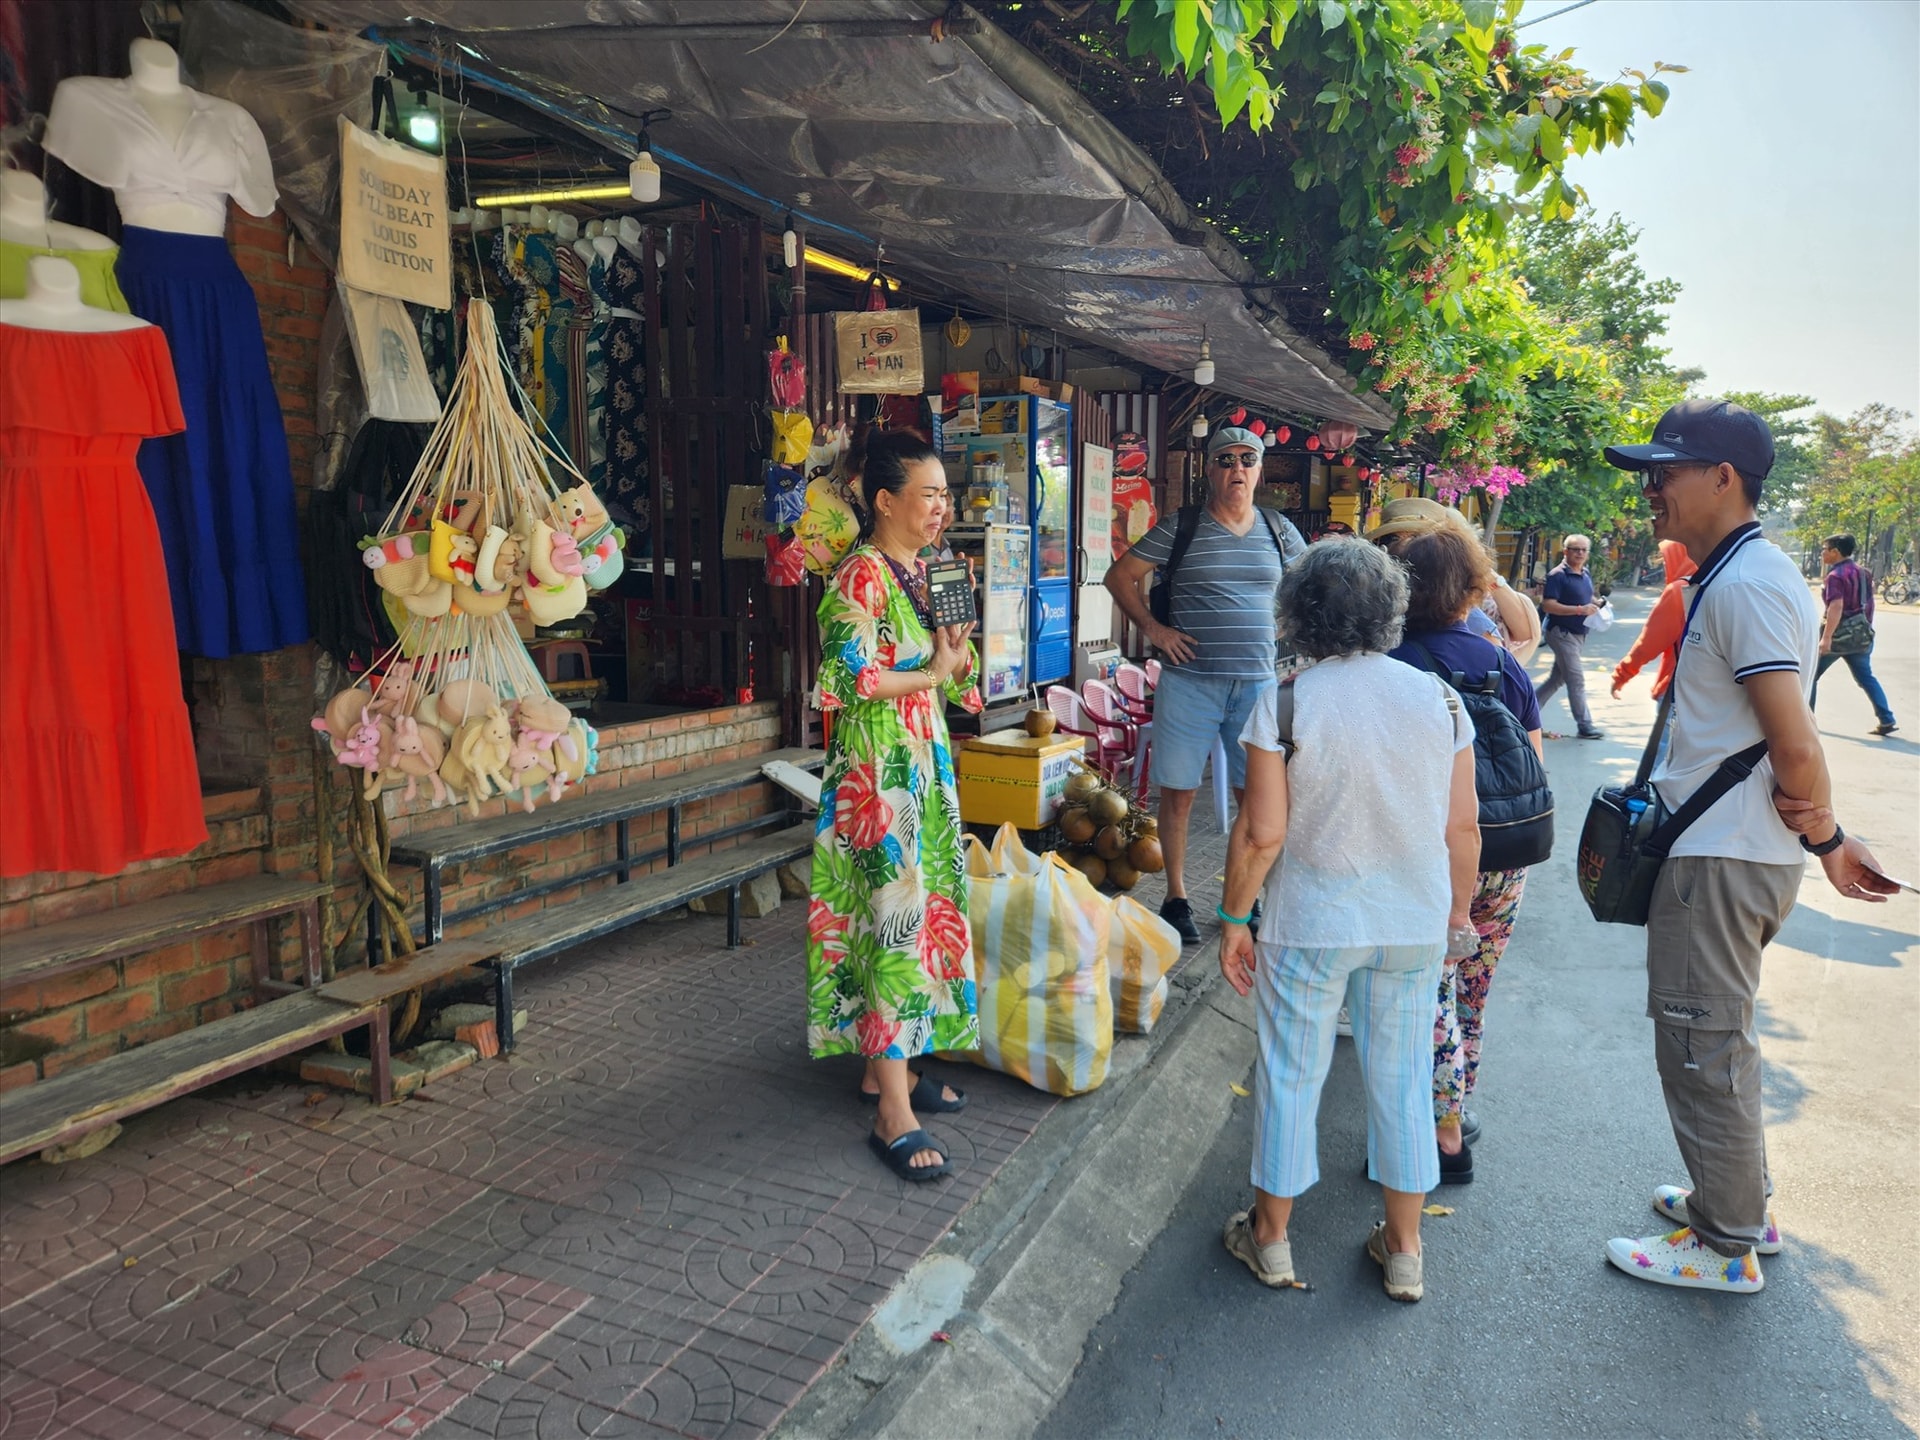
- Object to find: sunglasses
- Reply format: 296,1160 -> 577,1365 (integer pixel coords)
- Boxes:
1643,460 -> 1719,493
1211,452 -> 1261,469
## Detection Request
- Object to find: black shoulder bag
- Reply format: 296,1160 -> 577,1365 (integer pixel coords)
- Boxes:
1576,693 -> 1766,925
1828,564 -> 1875,655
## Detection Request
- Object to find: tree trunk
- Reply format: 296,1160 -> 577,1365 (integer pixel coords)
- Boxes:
1482,492 -> 1505,549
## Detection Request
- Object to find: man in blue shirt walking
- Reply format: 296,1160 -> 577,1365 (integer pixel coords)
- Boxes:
1535,533 -> 1606,740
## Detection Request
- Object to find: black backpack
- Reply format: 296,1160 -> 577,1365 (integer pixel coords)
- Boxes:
1404,639 -> 1555,871
1149,505 -> 1305,626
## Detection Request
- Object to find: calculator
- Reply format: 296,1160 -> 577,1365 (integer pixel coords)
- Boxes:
926,559 -> 977,626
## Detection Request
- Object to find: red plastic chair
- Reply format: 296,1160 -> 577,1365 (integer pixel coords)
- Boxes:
1046,685 -> 1118,773
1082,678 -> 1144,790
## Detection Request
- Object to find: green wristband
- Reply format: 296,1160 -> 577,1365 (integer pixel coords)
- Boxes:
1216,903 -> 1253,926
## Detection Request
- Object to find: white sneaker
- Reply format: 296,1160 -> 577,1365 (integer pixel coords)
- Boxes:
1605,1226 -> 1764,1294
1651,1185 -> 1782,1255
1335,1006 -> 1353,1038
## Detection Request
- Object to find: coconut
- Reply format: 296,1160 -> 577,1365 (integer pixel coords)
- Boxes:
1087,787 -> 1129,827
1059,806 -> 1097,844
1107,858 -> 1141,890
1126,835 -> 1165,874
1094,824 -> 1128,861
1068,852 -> 1108,887
1134,815 -> 1160,837
1064,769 -> 1103,804
1024,707 -> 1058,737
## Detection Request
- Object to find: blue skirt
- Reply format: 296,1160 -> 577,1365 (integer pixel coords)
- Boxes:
117,225 -> 309,658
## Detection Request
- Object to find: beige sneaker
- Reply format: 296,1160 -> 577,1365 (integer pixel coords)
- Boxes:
1222,1210 -> 1294,1287
1365,1221 -> 1423,1302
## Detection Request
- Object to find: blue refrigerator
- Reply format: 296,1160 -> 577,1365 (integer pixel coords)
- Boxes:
935,394 -> 1074,686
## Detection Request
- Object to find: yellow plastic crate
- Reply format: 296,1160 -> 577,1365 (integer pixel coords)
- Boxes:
957,732 -> 1086,829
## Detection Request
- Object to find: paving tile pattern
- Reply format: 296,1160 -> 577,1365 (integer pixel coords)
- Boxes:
1,802 -> 1230,1439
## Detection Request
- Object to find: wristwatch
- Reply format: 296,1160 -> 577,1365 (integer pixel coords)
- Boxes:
1801,824 -> 1845,857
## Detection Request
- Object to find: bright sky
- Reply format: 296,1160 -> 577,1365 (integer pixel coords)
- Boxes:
1517,0 -> 1920,422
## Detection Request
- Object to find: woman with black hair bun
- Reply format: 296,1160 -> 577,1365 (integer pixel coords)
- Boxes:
808,430 -> 984,1182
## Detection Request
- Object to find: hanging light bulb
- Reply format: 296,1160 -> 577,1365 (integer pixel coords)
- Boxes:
782,212 -> 799,270
1191,413 -> 1210,439
1192,328 -> 1215,388
629,109 -> 670,204
405,85 -> 440,151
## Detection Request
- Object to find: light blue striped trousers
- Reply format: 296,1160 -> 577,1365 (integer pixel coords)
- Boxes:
1252,941 -> 1446,1198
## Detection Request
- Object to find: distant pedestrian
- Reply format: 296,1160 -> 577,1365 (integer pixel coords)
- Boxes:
808,430 -> 981,1183
1372,516 -> 1547,1186
1811,534 -> 1897,736
1216,539 -> 1480,1304
1600,398 -> 1893,1294
1534,533 -> 1606,739
1611,540 -> 1698,700
1103,421 -> 1305,945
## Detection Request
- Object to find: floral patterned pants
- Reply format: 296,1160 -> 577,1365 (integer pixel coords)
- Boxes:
1433,866 -> 1529,1122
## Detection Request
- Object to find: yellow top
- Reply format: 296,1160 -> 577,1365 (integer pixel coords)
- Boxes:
0,238 -> 129,314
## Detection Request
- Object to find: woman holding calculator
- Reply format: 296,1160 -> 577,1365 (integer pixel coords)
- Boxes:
809,430 -> 983,1182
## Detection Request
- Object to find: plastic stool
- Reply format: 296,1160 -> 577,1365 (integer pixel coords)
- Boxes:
532,640 -> 593,684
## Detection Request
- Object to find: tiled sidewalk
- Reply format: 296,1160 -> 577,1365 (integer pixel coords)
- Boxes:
0,800 -> 1230,1440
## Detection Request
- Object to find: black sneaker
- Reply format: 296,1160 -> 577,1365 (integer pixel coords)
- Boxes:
1576,728 -> 1607,741
1160,897 -> 1201,945
1873,721 -> 1899,737
1460,1110 -> 1481,1147
1437,1141 -> 1474,1185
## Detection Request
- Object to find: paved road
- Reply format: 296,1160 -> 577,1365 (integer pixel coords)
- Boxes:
1039,592 -> 1919,1440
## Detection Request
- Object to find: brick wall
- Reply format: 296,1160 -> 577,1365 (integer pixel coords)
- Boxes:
1,203 -> 796,1089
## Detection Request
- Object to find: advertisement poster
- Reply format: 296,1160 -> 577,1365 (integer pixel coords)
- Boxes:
1111,430 -> 1155,556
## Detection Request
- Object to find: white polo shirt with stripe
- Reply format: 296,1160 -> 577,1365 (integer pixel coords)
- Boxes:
1653,522 -> 1820,864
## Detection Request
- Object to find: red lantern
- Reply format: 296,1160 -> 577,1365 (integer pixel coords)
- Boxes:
1275,425 -> 1291,444
1305,434 -> 1321,451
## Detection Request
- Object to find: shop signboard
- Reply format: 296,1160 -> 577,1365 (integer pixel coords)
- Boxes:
338,116 -> 451,310
1111,430 -> 1155,557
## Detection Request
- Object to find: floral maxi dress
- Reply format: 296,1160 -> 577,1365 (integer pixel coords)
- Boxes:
808,547 -> 984,1059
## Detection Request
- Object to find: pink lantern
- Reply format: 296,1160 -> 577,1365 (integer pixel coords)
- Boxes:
1318,420 -> 1359,451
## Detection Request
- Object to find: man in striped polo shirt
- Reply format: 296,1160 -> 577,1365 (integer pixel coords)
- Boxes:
1104,424 -> 1305,943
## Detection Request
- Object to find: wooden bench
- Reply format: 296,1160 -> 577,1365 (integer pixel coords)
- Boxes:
0,875 -> 330,1010
385,746 -> 825,946
320,821 -> 815,1052
0,991 -> 388,1166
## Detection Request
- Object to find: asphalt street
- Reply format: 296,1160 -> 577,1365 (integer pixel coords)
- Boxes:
1038,588 -> 1920,1440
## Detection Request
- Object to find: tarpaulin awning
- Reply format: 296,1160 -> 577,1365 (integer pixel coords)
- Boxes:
277,0 -> 1393,428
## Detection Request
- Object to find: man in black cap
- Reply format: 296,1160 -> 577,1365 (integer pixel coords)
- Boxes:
1598,398 -> 1892,1295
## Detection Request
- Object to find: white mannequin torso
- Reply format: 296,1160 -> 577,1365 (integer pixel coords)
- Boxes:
0,170 -> 115,251
0,256 -> 148,332
44,39 -> 278,240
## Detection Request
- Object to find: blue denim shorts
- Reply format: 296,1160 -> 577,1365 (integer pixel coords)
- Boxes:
1150,667 -> 1274,791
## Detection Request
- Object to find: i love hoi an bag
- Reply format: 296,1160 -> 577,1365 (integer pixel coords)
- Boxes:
834,288 -> 924,395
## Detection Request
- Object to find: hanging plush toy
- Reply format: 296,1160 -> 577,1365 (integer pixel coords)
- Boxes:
389,715 -> 448,805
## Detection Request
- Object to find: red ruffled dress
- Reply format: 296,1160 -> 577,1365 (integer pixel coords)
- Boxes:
1,323 -> 208,877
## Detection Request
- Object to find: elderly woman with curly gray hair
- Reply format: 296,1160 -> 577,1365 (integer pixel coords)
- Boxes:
1216,538 -> 1480,1303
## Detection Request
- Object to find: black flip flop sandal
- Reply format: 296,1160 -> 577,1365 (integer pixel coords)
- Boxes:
857,1073 -> 968,1113
869,1127 -> 950,1182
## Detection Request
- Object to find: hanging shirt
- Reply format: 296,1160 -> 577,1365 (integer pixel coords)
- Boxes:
46,77 -> 277,231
